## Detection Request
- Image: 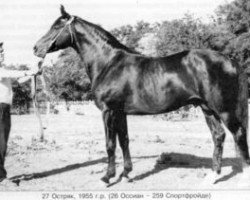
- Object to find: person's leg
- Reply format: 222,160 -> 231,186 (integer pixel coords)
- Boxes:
0,103 -> 11,182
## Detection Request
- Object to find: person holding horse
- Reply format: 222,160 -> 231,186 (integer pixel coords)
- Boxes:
0,42 -> 39,182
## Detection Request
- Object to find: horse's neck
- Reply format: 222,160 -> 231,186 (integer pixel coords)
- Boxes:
73,19 -> 128,82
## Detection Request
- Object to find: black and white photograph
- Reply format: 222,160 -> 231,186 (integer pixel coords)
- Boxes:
0,0 -> 250,199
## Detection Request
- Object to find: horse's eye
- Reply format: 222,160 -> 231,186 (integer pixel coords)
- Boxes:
53,19 -> 67,29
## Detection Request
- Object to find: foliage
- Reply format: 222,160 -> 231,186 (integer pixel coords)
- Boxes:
155,14 -> 212,56
49,48 -> 91,101
215,0 -> 250,64
213,0 -> 250,92
111,20 -> 157,52
217,0 -> 250,35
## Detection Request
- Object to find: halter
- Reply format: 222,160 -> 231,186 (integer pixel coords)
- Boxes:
48,16 -> 75,50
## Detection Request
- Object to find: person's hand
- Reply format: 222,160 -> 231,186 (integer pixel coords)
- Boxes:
25,67 -> 39,76
25,59 -> 44,76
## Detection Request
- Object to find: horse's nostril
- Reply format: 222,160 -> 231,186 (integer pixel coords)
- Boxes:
33,45 -> 37,52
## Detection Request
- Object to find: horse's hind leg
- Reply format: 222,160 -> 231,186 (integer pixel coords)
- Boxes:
220,112 -> 250,166
116,110 -> 132,180
223,64 -> 250,166
203,112 -> 226,174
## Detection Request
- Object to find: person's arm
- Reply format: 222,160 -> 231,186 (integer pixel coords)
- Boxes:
0,68 -> 27,79
0,67 -> 39,80
17,75 -> 33,84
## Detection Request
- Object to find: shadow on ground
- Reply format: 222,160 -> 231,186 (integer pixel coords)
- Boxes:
9,153 -> 242,186
132,152 -> 242,184
9,155 -> 159,185
9,157 -> 107,185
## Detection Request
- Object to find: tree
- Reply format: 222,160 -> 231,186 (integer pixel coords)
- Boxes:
111,21 -> 155,52
217,0 -> 250,35
215,0 -> 250,64
155,14 -> 210,56
137,32 -> 159,56
49,48 -> 91,101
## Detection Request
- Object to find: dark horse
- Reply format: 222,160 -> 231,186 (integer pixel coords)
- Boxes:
34,6 -> 250,184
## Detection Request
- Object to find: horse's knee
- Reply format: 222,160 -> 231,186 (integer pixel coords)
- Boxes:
106,140 -> 116,151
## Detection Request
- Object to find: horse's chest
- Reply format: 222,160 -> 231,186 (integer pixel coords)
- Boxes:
94,83 -> 125,109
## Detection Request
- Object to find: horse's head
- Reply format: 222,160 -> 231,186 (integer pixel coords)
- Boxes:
0,42 -> 4,64
34,5 -> 75,58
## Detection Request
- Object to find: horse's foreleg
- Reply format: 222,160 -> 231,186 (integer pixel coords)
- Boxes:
116,111 -> 132,180
101,109 -> 117,184
203,112 -> 226,175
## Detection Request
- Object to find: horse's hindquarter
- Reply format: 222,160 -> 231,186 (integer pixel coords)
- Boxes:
185,50 -> 239,114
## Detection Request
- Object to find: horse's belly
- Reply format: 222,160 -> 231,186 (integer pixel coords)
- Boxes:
123,69 -> 194,114
124,91 -> 189,115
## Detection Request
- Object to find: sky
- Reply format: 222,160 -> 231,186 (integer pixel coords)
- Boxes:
0,0 -> 233,66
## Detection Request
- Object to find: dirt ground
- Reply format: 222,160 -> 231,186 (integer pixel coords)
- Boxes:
0,105 -> 250,191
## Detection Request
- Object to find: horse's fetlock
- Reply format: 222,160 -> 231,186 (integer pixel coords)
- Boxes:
107,167 -> 116,178
125,166 -> 132,173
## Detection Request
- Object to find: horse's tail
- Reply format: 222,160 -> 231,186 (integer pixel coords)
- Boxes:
236,62 -> 248,132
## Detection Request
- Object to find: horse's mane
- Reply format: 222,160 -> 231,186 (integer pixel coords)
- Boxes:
75,17 -> 138,54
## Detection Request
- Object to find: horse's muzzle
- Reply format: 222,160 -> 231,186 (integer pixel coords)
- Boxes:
33,45 -> 46,58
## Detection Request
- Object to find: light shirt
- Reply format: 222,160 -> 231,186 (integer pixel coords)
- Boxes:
0,68 -> 26,105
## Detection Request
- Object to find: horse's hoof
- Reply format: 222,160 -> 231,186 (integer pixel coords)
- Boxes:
11,179 -> 21,186
121,176 -> 132,183
100,176 -> 110,184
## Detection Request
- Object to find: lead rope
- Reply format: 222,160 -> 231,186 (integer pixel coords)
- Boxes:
31,59 -> 45,142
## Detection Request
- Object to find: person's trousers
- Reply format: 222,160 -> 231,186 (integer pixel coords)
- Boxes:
0,103 -> 11,178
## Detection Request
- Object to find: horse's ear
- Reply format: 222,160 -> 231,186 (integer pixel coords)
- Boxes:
60,5 -> 71,19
